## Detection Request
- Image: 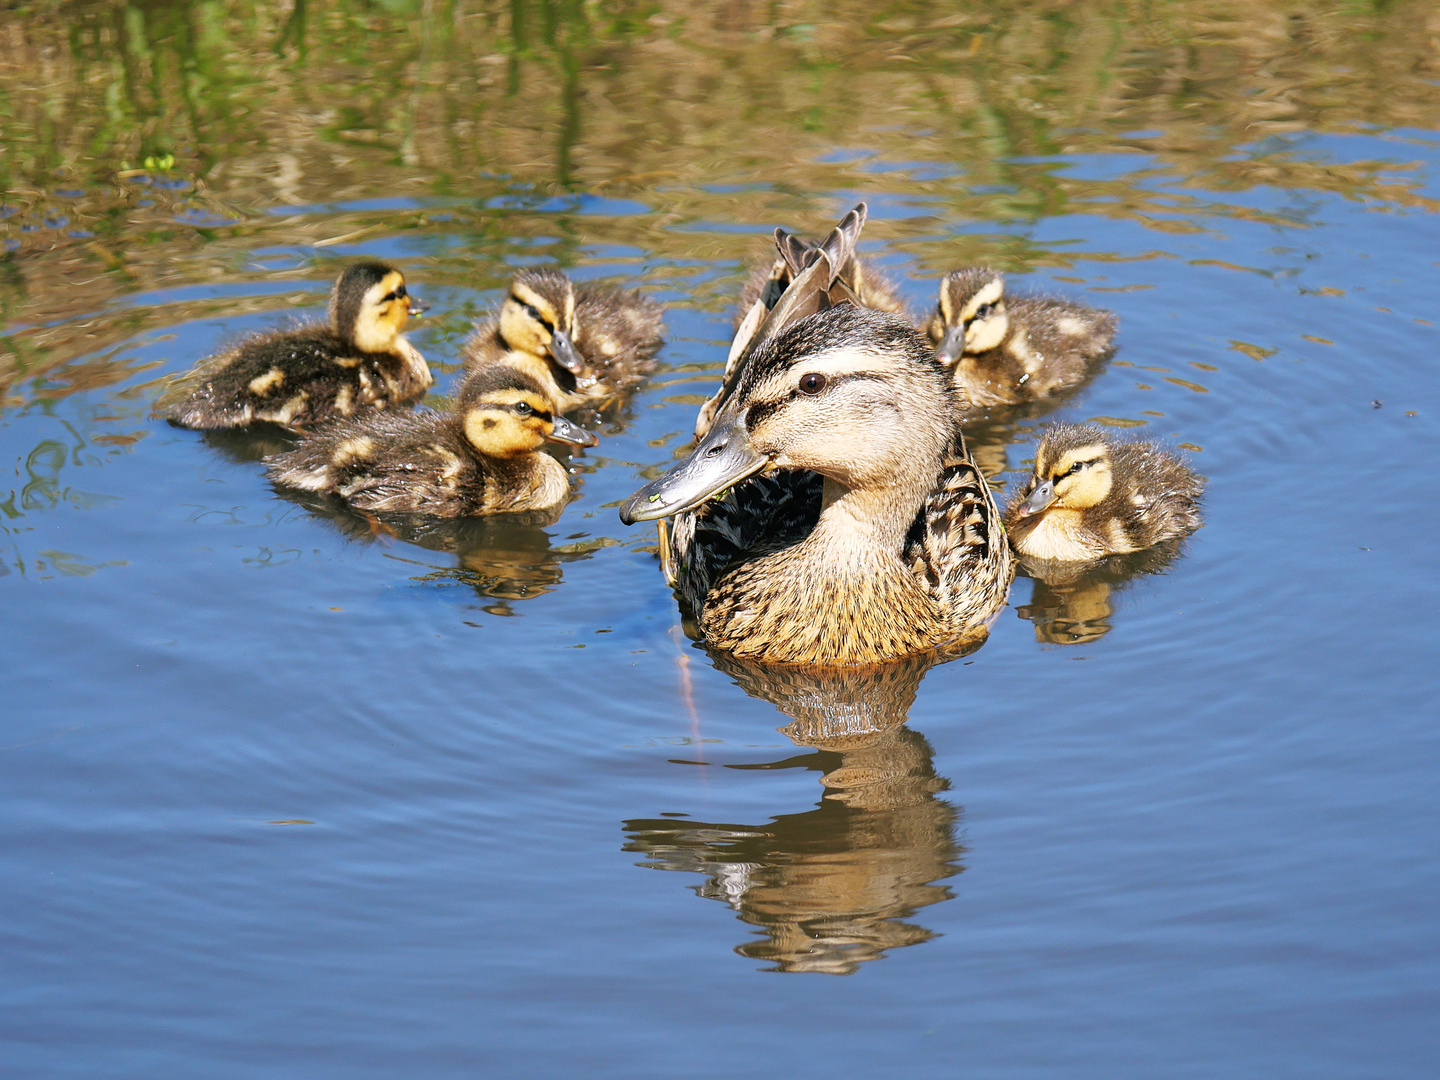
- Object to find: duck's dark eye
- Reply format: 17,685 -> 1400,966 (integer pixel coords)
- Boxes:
395,285 -> 407,299
513,401 -> 534,417
973,302 -> 996,320
798,372 -> 827,396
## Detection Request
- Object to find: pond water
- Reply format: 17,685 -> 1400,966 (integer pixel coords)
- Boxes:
3,3 -> 1439,1076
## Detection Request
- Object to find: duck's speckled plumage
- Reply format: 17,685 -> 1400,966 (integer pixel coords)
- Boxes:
927,267 -> 1116,411
1005,422 -> 1204,561
265,367 -> 591,518
160,261 -> 432,429
461,268 -> 664,412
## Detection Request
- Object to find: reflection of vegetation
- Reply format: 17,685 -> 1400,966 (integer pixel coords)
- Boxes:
2,0 -> 1437,382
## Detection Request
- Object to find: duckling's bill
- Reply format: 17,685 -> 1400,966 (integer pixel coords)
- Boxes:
935,323 -> 966,366
547,414 -> 599,448
549,329 -> 585,373
619,407 -> 767,524
1016,478 -> 1056,518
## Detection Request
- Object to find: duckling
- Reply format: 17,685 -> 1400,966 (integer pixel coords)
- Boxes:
1005,423 -> 1204,562
265,366 -> 597,517
460,268 -> 664,413
926,268 -> 1116,411
160,261 -> 432,429
620,304 -> 1013,666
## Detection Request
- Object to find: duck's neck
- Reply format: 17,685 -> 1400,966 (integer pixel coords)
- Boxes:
804,466 -> 939,570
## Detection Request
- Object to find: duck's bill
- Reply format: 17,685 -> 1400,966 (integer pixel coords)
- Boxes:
1016,479 -> 1056,518
407,296 -> 431,317
935,323 -> 965,366
546,414 -> 599,448
619,409 -> 767,524
549,329 -> 586,374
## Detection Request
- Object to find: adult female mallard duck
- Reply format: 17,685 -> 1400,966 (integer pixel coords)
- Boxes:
620,303 -> 1013,666
459,268 -> 664,413
160,261 -> 432,429
926,268 -> 1116,411
265,366 -> 597,518
1004,423 -> 1204,561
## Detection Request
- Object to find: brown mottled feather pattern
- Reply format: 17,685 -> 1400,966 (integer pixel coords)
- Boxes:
160,322 -> 429,429
735,251 -> 906,329
265,408 -> 569,517
903,434 -> 1015,630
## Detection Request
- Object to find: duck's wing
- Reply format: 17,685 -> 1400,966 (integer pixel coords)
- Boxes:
668,469 -> 823,614
696,203 -> 868,438
903,431 -> 1014,633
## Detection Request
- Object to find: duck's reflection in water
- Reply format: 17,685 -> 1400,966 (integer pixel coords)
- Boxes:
623,653 -> 966,975
273,488 -> 600,613
1015,540 -> 1184,645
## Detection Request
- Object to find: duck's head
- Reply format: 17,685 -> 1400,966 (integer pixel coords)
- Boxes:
331,261 -> 429,353
497,269 -> 585,375
928,267 -> 1008,365
460,366 -> 598,460
621,306 -> 955,524
1010,423 -> 1114,519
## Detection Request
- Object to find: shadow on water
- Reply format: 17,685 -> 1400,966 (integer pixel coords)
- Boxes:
624,652 -> 968,974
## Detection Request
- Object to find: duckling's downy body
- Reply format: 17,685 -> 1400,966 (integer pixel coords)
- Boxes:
161,261 -> 432,429
265,366 -> 596,517
1005,423 -> 1204,561
461,269 -> 664,412
927,268 -> 1116,411
623,304 -> 1013,666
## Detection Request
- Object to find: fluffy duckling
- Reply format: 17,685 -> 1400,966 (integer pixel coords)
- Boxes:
1005,423 -> 1204,561
265,366 -> 597,517
621,305 -> 1013,666
460,269 -> 664,412
160,261 -> 432,429
926,268 -> 1116,410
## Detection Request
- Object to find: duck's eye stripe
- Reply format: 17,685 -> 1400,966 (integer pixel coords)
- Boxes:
379,291 -> 398,302
513,296 -> 554,333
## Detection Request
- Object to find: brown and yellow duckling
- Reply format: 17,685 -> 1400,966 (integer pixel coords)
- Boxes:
264,366 -> 597,517
926,268 -> 1116,411
1005,423 -> 1204,562
460,268 -> 664,412
621,304 -> 1013,667
160,261 -> 432,429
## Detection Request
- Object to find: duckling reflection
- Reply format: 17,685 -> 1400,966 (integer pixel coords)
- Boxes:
623,654 -> 965,975
271,488 -> 598,610
1015,540 -> 1184,645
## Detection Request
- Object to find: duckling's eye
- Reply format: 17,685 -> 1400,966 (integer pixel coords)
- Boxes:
973,302 -> 996,321
798,372 -> 828,396
395,285 -> 407,299
513,402 -> 535,417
